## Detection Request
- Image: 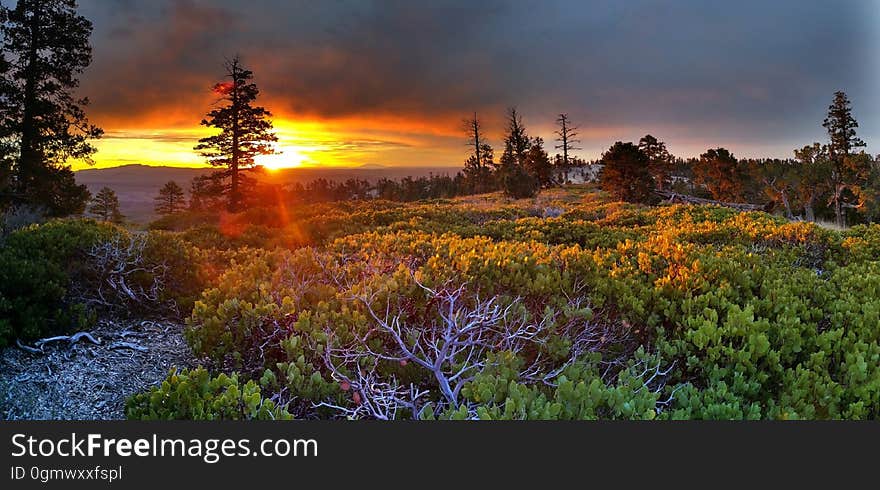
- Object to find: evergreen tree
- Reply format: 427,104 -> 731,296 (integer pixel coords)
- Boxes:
499,108 -> 530,169
45,166 -> 90,215
638,135 -> 673,191
499,162 -> 540,199
599,141 -> 654,203
463,143 -> 495,194
195,57 -> 277,212
824,91 -> 865,160
694,148 -> 744,202
0,0 -> 102,216
823,91 -> 866,227
89,186 -> 123,223
498,108 -> 539,198
462,113 -> 495,193
154,180 -> 186,216
524,137 -> 553,188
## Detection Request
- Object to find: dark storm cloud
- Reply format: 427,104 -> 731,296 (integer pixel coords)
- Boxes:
77,0 -> 877,157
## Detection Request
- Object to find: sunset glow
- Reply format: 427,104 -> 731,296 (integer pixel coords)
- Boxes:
67,0 -> 875,172
77,116 -> 467,171
255,147 -> 308,170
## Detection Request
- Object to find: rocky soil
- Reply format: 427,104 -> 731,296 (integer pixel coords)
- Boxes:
0,319 -> 194,420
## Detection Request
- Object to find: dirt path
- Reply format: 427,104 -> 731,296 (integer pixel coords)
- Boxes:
0,319 -> 194,420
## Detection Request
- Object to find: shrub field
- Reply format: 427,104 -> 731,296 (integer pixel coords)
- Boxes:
5,186 -> 880,419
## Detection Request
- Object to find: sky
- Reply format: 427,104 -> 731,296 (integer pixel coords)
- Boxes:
70,0 -> 879,170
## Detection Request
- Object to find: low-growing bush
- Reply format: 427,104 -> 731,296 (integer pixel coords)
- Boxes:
0,219 -> 203,346
126,367 -> 292,420
0,219 -> 117,346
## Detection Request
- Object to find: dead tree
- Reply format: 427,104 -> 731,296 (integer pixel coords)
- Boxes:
464,113 -> 484,166
555,114 -> 582,184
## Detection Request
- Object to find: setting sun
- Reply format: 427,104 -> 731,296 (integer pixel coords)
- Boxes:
255,147 -> 309,170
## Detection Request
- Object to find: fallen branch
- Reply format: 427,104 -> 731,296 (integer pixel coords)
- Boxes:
109,341 -> 149,353
31,331 -> 101,350
15,339 -> 41,354
15,332 -> 101,353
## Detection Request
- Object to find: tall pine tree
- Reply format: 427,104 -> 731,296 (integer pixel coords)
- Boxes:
823,91 -> 866,227
824,91 -> 865,160
0,0 -> 101,215
194,57 -> 277,212
499,108 -> 530,169
497,108 -> 539,198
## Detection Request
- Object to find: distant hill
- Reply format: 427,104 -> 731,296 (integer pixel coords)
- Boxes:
75,164 -> 461,224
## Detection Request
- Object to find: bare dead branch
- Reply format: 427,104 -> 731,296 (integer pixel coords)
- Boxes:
16,331 -> 102,354
74,234 -> 171,312
108,341 -> 149,353
15,339 -> 41,354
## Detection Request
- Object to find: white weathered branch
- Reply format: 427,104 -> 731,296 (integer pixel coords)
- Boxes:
108,341 -> 149,353
17,331 -> 102,353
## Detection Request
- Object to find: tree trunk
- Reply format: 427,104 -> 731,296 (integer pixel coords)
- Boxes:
18,6 -> 41,195
780,190 -> 793,219
834,185 -> 845,228
804,195 -> 815,222
472,115 -> 481,170
230,70 -> 240,212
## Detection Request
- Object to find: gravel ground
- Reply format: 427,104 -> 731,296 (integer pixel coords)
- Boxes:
0,319 -> 194,420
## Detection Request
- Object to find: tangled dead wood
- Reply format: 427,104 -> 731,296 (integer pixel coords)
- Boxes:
317,275 -> 633,420
1,319 -> 193,420
72,234 -> 172,312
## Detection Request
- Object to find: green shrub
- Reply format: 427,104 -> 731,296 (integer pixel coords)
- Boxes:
499,164 -> 540,199
126,367 -> 292,420
142,231 -> 202,312
0,219 -> 204,347
0,219 -> 117,346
